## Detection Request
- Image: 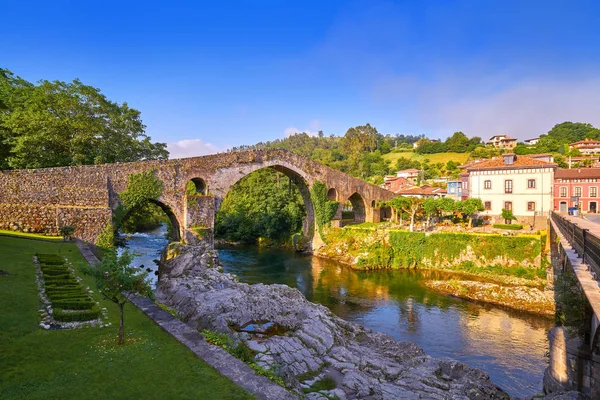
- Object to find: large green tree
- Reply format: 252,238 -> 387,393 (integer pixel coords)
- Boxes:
0,68 -> 168,169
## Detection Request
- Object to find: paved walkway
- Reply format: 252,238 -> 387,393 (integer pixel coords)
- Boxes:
75,241 -> 297,400
550,216 -> 600,345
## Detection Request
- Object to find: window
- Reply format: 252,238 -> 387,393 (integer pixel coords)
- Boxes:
484,180 -> 491,189
484,201 -> 491,210
591,187 -> 598,197
504,201 -> 512,211
560,187 -> 568,197
575,187 -> 582,197
527,202 -> 535,211
504,180 -> 513,194
527,179 -> 536,189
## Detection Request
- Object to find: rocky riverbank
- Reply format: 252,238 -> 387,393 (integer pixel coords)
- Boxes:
157,243 -> 511,399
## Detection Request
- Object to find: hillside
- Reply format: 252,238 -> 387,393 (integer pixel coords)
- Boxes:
382,151 -> 472,167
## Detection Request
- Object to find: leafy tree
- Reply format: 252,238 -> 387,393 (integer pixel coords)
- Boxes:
554,154 -> 568,168
384,197 -> 424,232
58,225 -> 75,241
82,250 -> 153,345
0,69 -> 168,169
215,169 -> 305,244
501,208 -> 517,224
444,131 -> 470,153
458,198 -> 484,228
395,157 -> 421,171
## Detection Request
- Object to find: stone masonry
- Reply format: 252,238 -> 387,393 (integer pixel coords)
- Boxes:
0,149 -> 396,248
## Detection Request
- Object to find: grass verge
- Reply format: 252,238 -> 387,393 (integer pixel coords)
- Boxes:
0,236 -> 253,400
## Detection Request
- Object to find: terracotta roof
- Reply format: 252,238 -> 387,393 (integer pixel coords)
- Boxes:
396,169 -> 421,173
555,168 -> 600,179
465,155 -> 556,171
571,139 -> 600,146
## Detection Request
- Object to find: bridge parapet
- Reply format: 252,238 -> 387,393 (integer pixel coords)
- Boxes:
547,212 -> 600,396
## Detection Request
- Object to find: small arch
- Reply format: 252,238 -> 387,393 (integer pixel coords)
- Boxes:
327,188 -> 337,201
119,199 -> 181,242
188,177 -> 207,195
342,192 -> 366,225
371,200 -> 376,208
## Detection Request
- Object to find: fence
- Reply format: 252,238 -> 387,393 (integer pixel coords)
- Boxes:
552,212 -> 600,277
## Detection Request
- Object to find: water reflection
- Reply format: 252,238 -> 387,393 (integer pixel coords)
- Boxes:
217,245 -> 553,398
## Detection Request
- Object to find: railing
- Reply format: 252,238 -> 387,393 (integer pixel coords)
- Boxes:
552,212 -> 600,276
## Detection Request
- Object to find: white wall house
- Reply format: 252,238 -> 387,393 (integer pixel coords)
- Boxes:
467,154 -> 557,225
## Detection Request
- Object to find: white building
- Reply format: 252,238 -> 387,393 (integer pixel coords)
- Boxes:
524,137 -> 540,146
466,153 -> 557,226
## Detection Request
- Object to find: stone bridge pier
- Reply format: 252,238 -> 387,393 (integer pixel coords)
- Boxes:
0,149 -> 396,251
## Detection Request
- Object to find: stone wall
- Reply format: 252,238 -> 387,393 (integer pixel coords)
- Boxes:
0,149 -> 396,246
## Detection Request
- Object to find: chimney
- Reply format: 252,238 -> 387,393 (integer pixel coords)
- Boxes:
503,153 -> 516,165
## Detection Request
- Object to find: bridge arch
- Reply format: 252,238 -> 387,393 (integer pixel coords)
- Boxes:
327,188 -> 338,201
116,198 -> 182,242
345,192 -> 366,224
215,164 -> 315,248
188,177 -> 207,195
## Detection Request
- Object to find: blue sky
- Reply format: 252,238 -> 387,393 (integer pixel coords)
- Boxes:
3,0 -> 600,158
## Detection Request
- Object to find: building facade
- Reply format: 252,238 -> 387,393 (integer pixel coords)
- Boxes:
446,180 -> 463,200
467,154 -> 556,226
554,168 -> 600,213
569,139 -> 600,155
486,134 -> 517,149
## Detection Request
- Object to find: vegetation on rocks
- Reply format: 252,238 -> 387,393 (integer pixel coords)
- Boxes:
310,181 -> 339,239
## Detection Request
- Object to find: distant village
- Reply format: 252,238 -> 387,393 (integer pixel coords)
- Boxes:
382,134 -> 600,227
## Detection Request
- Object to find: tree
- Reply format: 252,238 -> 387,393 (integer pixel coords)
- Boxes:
58,225 -> 75,241
385,197 -> 424,232
458,198 -> 484,228
395,157 -> 421,171
501,208 -> 517,224
0,69 -> 168,169
82,250 -> 153,345
444,131 -> 470,153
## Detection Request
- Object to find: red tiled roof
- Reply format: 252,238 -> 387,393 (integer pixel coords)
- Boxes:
465,155 -> 556,171
555,168 -> 600,179
570,139 -> 600,146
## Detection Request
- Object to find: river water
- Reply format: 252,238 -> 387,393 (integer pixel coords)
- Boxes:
120,227 -> 553,398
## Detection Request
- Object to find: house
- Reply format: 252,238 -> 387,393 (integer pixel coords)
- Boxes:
569,139 -> 600,155
395,185 -> 447,198
524,138 -> 540,146
459,172 -> 470,200
381,176 -> 412,193
395,168 -> 423,184
446,180 -> 463,200
554,168 -> 600,213
486,134 -> 517,149
412,138 -> 441,149
466,153 -> 557,226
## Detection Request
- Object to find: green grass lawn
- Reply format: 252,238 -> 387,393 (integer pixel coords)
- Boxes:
0,236 -> 253,400
382,151 -> 471,167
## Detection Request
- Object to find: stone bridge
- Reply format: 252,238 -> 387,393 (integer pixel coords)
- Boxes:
547,212 -> 600,397
0,149 -> 396,249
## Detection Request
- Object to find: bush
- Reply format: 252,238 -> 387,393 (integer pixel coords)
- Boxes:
36,254 -> 64,265
53,308 -> 101,322
493,224 -> 523,230
51,299 -> 95,310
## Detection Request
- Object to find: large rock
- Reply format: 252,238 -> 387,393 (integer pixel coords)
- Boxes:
157,244 -> 512,399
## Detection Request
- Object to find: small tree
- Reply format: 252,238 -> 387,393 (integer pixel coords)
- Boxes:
458,198 -> 484,228
501,208 -> 517,225
82,250 -> 153,345
385,197 -> 424,232
58,225 -> 75,241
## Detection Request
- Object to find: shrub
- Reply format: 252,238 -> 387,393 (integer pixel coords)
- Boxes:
493,224 -> 523,230
36,254 -> 64,265
53,307 -> 101,322
51,299 -> 95,310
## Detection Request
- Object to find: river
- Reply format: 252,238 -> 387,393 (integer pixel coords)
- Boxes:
120,226 -> 553,398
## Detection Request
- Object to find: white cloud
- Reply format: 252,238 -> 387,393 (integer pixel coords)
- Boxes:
373,72 -> 600,141
283,120 -> 322,137
167,139 -> 221,159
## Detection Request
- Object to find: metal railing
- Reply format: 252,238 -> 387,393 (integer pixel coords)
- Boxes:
552,212 -> 600,276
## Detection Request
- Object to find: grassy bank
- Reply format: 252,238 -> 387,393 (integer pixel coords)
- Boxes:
0,236 -> 253,400
316,227 -> 552,314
